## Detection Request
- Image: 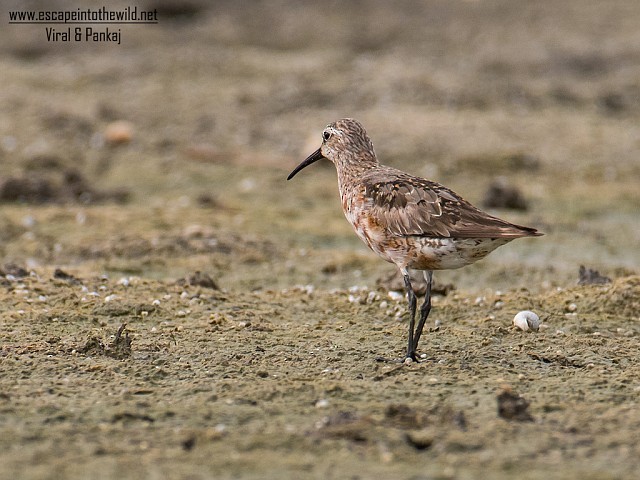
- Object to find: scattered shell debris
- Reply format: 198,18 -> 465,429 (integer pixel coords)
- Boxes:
512,310 -> 541,332
388,291 -> 404,302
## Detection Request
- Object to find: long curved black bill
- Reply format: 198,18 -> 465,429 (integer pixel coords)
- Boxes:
287,148 -> 325,180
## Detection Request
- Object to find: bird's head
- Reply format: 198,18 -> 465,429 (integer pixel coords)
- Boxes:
287,118 -> 377,180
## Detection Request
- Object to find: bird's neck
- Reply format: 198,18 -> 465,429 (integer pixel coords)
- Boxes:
336,157 -> 378,195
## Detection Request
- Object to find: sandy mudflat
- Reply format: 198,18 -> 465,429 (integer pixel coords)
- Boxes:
1,1 -> 639,479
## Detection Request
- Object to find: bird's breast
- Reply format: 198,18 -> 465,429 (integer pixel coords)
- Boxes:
341,187 -> 392,260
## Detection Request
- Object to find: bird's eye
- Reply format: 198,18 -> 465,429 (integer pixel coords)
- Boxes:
323,131 -> 332,141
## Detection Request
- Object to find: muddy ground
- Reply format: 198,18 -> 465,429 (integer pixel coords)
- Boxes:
1,1 -> 639,479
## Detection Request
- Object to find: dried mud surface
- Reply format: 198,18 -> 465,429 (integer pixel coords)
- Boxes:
1,1 -> 640,479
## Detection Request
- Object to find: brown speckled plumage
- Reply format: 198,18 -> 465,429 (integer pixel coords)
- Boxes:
288,118 -> 542,362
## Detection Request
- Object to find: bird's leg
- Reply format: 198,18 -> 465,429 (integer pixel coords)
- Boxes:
412,270 -> 433,354
403,271 -> 418,361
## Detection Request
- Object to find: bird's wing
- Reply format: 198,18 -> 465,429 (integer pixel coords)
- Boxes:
363,173 -> 541,239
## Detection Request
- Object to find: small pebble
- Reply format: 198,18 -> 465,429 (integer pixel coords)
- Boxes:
388,291 -> 403,302
513,310 -> 541,332
239,178 -> 256,192
567,303 -> 577,312
22,215 -> 36,228
104,120 -> 134,144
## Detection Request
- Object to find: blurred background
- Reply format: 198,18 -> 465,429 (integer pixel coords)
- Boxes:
1,0 -> 638,293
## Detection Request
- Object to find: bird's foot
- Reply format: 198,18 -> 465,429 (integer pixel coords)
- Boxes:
375,352 -> 423,364
404,352 -> 419,364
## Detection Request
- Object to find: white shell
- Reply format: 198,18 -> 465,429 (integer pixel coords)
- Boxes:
513,310 -> 541,332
